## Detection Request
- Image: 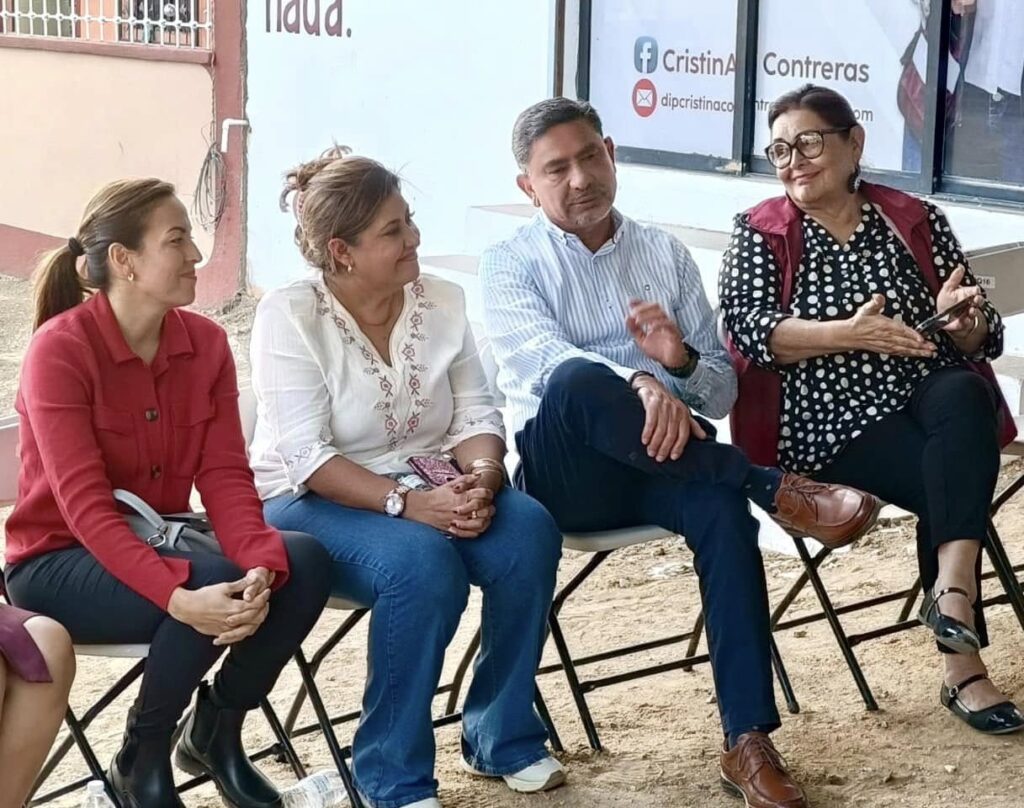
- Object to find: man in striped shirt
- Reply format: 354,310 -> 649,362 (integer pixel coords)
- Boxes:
480,98 -> 877,807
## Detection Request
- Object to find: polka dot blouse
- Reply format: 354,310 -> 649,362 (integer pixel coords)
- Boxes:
719,201 -> 1003,475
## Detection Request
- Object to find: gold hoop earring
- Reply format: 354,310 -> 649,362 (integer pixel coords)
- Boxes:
128,271 -> 135,283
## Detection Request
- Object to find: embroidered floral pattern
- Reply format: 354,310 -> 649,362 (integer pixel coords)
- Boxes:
285,424 -> 334,469
446,413 -> 506,440
399,280 -> 435,444
315,279 -> 435,451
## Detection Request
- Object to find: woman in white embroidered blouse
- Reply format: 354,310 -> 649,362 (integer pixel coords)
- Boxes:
250,149 -> 565,808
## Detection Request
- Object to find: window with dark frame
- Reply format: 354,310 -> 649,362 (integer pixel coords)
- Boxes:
576,0 -> 1024,207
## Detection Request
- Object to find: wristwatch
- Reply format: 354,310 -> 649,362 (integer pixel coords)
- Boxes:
384,485 -> 411,517
665,343 -> 701,379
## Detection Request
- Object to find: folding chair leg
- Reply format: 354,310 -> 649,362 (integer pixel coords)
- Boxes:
897,578 -> 922,623
793,537 -> 878,711
444,627 -> 482,715
63,708 -> 124,808
534,684 -> 563,753
770,568 -> 812,628
547,610 -> 602,751
681,610 -> 704,673
685,610 -> 797,713
29,657 -> 147,805
284,610 -> 367,736
768,634 -> 799,715
260,699 -> 307,780
986,520 -> 1024,632
552,551 -> 613,615
293,649 -> 364,808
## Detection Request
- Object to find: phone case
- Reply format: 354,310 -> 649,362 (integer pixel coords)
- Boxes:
407,455 -> 463,488
916,297 -> 973,336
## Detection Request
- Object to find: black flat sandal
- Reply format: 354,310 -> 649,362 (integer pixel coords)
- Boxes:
941,673 -> 1024,735
918,586 -> 981,654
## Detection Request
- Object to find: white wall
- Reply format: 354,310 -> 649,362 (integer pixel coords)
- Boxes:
244,0 -> 554,291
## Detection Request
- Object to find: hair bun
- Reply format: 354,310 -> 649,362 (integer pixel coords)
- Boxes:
280,144 -> 353,214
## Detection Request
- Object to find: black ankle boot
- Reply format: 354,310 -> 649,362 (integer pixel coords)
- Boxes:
174,682 -> 282,808
109,706 -> 185,808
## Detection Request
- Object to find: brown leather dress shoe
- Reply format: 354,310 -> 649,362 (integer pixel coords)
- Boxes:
772,473 -> 880,549
720,732 -> 807,808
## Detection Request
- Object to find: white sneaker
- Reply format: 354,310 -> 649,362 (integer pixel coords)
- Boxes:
460,755 -> 567,793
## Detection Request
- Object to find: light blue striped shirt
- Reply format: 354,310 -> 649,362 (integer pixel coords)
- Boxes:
480,209 -> 737,445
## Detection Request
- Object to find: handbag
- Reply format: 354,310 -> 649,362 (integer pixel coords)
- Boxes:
113,489 -> 223,555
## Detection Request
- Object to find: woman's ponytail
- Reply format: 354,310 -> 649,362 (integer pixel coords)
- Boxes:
33,244 -> 86,330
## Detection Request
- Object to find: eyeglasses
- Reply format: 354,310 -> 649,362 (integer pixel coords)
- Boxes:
764,127 -> 853,168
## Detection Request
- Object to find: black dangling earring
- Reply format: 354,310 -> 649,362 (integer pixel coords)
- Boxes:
847,164 -> 862,194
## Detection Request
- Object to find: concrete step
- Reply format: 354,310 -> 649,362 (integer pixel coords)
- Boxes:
463,204 -> 533,255
993,355 -> 1024,418
420,254 -> 479,276
420,254 -> 483,323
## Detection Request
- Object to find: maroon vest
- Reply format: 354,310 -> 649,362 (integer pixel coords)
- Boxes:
728,182 -> 1017,467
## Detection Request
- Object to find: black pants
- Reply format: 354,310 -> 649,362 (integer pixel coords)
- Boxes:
812,367 -> 1001,651
517,359 -> 779,738
5,532 -> 332,736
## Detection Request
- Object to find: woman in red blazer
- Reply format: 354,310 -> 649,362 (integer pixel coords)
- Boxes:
719,84 -> 1021,736
3,179 -> 332,807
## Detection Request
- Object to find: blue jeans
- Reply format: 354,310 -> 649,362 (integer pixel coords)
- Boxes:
264,487 -> 562,808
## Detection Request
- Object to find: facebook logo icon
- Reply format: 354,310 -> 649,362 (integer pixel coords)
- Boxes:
633,36 -> 658,73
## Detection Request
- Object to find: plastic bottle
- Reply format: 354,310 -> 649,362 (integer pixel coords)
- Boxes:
79,780 -> 115,808
280,769 -> 349,807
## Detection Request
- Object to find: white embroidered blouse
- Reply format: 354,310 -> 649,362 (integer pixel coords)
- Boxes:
248,274 -> 506,500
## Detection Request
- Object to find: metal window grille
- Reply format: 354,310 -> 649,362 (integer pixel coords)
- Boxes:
0,0 -> 213,49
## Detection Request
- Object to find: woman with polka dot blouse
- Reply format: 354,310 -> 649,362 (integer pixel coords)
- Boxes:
719,84 -> 1023,736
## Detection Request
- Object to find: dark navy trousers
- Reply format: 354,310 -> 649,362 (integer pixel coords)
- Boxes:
516,358 -> 780,737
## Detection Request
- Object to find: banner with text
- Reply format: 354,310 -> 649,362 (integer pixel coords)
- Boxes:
588,0 -> 922,171
588,1 -> 739,159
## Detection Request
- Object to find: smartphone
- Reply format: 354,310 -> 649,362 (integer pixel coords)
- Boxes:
915,297 -> 974,337
407,455 -> 463,488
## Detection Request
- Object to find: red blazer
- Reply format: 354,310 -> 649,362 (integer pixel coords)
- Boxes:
5,293 -> 289,609
727,182 -> 1017,467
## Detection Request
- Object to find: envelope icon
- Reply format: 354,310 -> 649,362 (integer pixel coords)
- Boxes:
635,87 -> 654,106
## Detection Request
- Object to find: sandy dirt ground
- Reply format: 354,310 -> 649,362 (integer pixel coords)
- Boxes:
1,274 -> 1023,808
